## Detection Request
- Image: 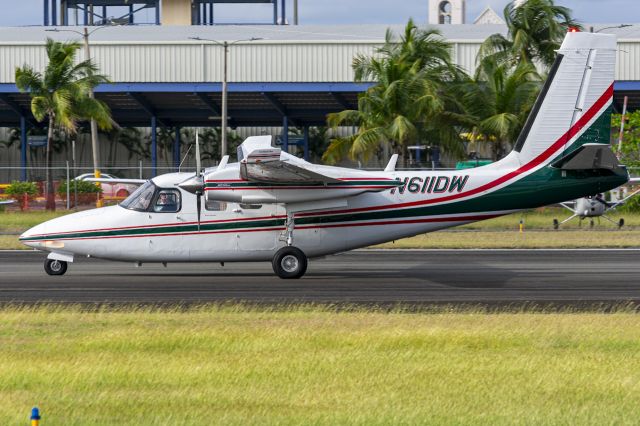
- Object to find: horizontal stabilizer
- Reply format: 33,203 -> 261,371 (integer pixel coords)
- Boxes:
551,144 -> 620,170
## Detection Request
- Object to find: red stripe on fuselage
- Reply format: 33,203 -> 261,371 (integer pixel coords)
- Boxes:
31,213 -> 502,242
299,85 -> 614,218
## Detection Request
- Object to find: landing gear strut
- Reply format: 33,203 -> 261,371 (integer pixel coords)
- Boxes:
273,211 -> 308,279
282,211 -> 296,246
45,259 -> 67,276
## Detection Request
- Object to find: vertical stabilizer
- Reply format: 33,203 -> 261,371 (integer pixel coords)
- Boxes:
514,32 -> 616,165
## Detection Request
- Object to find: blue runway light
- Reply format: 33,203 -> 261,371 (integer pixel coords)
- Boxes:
30,406 -> 41,426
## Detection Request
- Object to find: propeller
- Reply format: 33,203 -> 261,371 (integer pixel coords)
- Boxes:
178,129 -> 205,231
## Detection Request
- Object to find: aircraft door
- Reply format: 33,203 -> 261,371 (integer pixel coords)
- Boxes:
233,203 -> 279,252
146,188 -> 185,259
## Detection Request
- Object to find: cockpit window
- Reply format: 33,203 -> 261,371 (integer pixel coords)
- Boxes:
153,189 -> 181,213
120,181 -> 156,211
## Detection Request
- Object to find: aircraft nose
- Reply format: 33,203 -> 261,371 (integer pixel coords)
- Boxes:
19,222 -> 47,249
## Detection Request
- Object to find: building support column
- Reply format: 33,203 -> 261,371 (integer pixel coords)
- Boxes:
209,2 -> 214,24
281,0 -> 285,24
44,0 -> 49,26
52,0 -> 57,25
273,0 -> 277,24
173,126 -> 181,171
282,115 -> 289,153
129,5 -> 134,24
20,116 -> 27,181
151,116 -> 157,177
155,0 -> 160,25
303,126 -> 309,161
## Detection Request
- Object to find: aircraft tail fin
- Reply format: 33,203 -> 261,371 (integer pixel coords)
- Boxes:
514,32 -> 616,165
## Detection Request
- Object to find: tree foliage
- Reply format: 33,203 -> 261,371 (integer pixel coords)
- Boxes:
612,111 -> 640,169
324,19 -> 467,165
479,0 -> 581,68
15,38 -> 113,210
458,57 -> 541,159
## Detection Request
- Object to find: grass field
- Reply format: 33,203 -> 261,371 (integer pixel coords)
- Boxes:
376,230 -> 640,248
0,306 -> 639,425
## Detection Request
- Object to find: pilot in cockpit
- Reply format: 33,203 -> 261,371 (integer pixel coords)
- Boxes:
154,191 -> 178,212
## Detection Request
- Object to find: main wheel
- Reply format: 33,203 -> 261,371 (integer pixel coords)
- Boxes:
619,218 -> 625,228
272,246 -> 308,279
45,259 -> 67,276
553,219 -> 559,230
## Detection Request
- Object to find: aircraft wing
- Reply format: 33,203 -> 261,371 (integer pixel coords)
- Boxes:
0,199 -> 14,205
239,138 -> 341,184
84,178 -> 147,185
241,156 -> 341,185
207,136 -> 400,206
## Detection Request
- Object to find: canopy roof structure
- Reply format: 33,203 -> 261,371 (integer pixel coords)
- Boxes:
0,82 -> 368,128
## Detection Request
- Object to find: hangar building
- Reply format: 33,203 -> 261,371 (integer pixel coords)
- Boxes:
1,9 -> 640,180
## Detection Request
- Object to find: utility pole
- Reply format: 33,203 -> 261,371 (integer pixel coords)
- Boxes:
83,27 -> 103,207
222,41 -> 228,157
189,36 -> 262,158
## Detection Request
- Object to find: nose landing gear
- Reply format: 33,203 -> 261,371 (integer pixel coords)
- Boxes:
44,259 -> 68,276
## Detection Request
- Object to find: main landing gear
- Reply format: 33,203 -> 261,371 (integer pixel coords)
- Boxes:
44,259 -> 67,276
272,211 -> 308,279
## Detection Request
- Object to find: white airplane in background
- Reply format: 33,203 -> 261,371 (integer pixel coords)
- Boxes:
0,200 -> 14,205
553,178 -> 640,228
20,32 -> 630,278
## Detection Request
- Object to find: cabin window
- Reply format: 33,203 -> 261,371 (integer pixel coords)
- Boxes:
153,189 -> 181,213
205,199 -> 227,211
120,181 -> 156,211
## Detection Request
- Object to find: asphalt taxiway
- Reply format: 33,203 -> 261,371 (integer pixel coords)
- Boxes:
1,249 -> 639,307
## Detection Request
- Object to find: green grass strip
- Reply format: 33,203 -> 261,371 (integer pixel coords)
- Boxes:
0,306 -> 639,425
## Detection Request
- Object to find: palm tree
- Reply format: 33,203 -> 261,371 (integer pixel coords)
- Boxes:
458,56 -> 541,160
324,20 -> 467,165
15,38 -> 112,210
479,0 -> 581,68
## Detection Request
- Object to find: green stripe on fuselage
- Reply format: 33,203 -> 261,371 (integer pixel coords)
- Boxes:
23,105 -> 625,242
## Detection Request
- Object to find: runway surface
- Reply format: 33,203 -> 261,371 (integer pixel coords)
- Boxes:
1,249 -> 640,307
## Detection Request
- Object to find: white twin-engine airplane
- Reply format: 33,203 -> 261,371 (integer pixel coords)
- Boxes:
20,32 -> 630,278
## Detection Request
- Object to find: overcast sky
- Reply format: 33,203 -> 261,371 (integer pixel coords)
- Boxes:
1,0 -> 638,26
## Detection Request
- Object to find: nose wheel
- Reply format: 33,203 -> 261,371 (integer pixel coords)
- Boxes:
272,246 -> 307,279
45,259 -> 68,276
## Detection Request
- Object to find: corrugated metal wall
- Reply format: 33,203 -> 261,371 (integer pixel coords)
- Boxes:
0,40 -> 484,83
1,39 -> 638,83
617,41 -> 640,81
